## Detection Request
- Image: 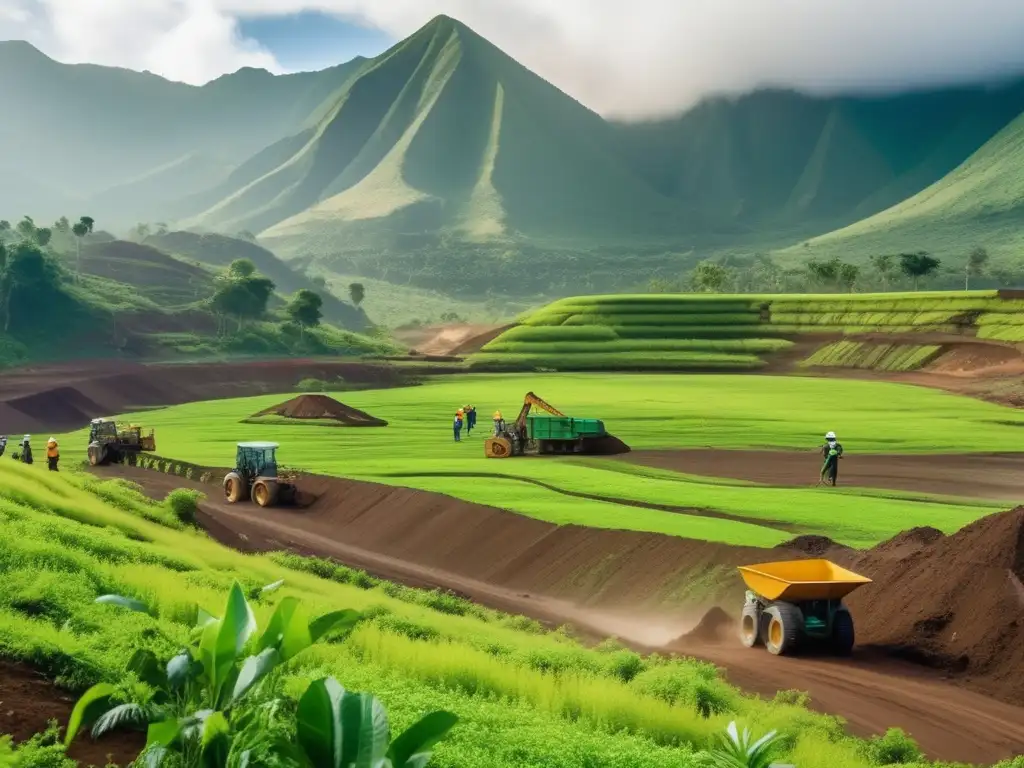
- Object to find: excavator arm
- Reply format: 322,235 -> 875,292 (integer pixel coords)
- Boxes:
515,391 -> 565,431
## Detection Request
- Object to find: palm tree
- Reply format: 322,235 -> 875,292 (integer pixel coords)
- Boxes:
71,215 -> 94,283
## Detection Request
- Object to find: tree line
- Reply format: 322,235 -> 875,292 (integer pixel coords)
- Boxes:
650,247 -> 996,294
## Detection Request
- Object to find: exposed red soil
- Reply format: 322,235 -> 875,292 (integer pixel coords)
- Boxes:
251,394 -> 387,426
0,659 -> 144,766
622,448 -> 1024,500
926,342 -> 1024,375
393,323 -> 510,356
94,464 -> 1024,762
0,359 -> 438,435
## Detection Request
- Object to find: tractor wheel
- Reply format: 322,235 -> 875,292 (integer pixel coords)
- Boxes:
739,603 -> 762,648
87,443 -> 108,467
831,608 -> 855,656
485,437 -> 512,459
252,479 -> 279,508
764,602 -> 803,656
224,472 -> 249,503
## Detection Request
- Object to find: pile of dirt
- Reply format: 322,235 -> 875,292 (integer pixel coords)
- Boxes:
679,606 -> 735,643
581,434 -> 631,455
252,394 -> 387,427
775,534 -> 852,557
844,507 -> 1024,703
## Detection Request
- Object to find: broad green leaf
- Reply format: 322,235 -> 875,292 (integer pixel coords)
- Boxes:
146,718 -> 181,749
196,606 -> 218,629
297,677 -> 345,768
166,651 -> 195,691
387,711 -> 458,767
261,579 -> 285,594
201,582 -> 257,706
257,596 -> 301,655
91,703 -> 148,738
65,683 -> 116,746
141,745 -> 171,768
309,609 -> 361,644
340,689 -> 389,768
127,649 -> 166,690
228,648 -> 280,706
95,594 -> 149,613
201,711 -> 230,768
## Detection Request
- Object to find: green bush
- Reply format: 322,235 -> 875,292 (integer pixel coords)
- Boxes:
164,488 -> 203,526
863,728 -> 924,765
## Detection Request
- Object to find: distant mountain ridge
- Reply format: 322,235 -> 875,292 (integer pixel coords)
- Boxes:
3,17 -> 1024,290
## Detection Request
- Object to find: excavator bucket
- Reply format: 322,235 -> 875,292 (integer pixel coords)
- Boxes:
484,437 -> 512,458
738,559 -> 871,602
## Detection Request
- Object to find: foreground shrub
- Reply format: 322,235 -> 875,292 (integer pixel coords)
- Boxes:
863,728 -> 924,765
164,488 -> 203,526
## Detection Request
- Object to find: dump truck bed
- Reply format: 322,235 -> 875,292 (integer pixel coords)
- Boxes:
526,414 -> 607,440
738,559 -> 871,602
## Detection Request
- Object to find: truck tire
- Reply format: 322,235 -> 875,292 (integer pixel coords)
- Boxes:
224,472 -> 249,503
87,443 -> 108,467
740,603 -> 762,648
764,602 -> 803,656
832,608 -> 855,655
252,479 -> 279,508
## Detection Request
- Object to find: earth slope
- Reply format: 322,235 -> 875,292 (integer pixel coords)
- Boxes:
188,15 -> 691,253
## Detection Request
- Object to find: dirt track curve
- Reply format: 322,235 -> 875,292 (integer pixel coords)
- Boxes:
97,465 -> 1024,763
623,449 -> 1024,501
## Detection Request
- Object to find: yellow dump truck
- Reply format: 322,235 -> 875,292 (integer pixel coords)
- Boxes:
737,559 -> 871,656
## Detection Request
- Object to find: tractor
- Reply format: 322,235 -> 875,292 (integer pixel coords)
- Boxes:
87,418 -> 156,466
484,392 -> 615,459
737,559 -> 871,656
223,442 -> 297,508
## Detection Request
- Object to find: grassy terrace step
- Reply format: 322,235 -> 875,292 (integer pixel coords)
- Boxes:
474,290 -> 1023,372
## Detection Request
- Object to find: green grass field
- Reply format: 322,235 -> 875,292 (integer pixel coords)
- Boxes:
62,373 -> 1023,548
0,456 -> 981,767
472,292 -> 1024,372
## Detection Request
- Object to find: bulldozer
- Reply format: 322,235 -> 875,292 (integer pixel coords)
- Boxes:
484,392 -> 619,459
87,418 -> 156,466
737,559 -> 871,656
223,442 -> 297,508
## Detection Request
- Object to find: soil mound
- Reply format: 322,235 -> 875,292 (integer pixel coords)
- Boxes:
845,507 -> 1024,703
679,607 -> 735,643
253,394 -> 387,427
581,434 -> 631,455
871,526 -> 945,557
775,534 -> 851,557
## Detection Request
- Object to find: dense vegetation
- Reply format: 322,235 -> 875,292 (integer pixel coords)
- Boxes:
0,216 -> 392,366
2,459 -> 1020,768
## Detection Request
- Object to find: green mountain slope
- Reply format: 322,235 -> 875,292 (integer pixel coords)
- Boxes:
612,84 -> 1024,234
187,15 -> 690,254
0,41 -> 366,224
145,231 -> 369,330
782,110 -> 1024,264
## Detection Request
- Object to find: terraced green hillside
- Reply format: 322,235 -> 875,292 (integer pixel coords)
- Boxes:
471,291 -> 1024,371
782,109 -> 1024,265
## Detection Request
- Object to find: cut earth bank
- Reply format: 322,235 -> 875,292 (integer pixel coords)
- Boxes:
93,463 -> 1024,765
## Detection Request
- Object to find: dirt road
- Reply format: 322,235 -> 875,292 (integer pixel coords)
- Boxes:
623,449 -> 1024,501
96,465 -> 1024,762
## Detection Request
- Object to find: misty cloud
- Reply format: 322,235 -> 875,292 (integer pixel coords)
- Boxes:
3,0 -> 1024,117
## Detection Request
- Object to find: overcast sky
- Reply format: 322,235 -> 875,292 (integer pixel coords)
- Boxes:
3,0 -> 1024,117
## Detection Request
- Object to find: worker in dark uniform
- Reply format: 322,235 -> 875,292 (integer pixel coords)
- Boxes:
466,405 -> 476,434
0,435 -> 6,458
820,431 -> 843,486
20,435 -> 33,465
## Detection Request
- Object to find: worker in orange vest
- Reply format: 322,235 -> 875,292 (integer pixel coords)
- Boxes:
46,437 -> 60,471
454,409 -> 464,442
492,410 -> 505,436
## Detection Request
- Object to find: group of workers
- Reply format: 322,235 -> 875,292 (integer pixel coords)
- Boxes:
452,405 -> 478,441
0,434 -> 60,470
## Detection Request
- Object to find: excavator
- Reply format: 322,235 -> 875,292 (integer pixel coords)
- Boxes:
484,392 -> 626,458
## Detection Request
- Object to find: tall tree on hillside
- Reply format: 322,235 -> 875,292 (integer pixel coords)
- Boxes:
53,216 -> 70,234
869,254 -> 896,290
287,289 -> 323,339
212,263 -> 275,332
965,246 -> 989,290
689,260 -> 731,293
838,263 -> 860,293
899,252 -> 941,291
348,282 -> 365,307
71,216 -> 94,283
0,240 -> 61,332
806,257 -> 842,290
229,258 -> 256,279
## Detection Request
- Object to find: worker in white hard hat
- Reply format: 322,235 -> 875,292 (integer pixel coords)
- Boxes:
820,431 -> 843,486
